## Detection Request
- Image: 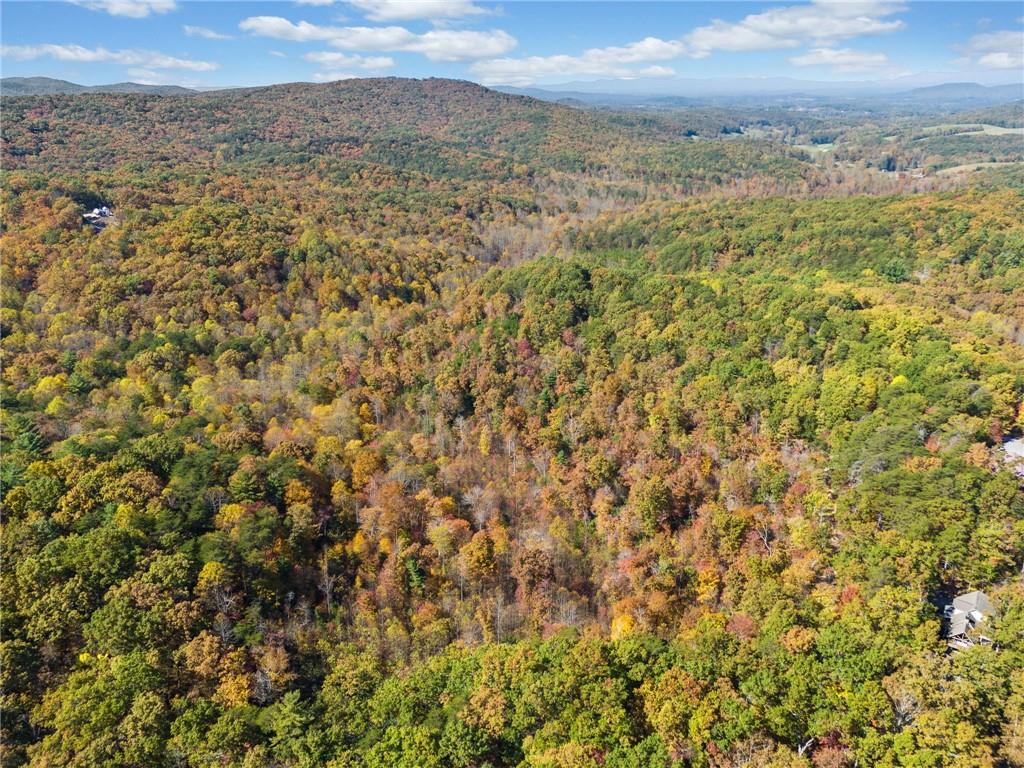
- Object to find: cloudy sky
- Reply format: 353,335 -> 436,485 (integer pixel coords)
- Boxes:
1,0 -> 1021,89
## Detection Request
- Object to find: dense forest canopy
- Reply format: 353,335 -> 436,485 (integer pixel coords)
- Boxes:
1,77 -> 1023,768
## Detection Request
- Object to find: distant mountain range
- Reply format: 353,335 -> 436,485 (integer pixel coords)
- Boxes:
3,75 -> 1021,114
0,77 -> 196,96
503,74 -> 1022,96
499,80 -> 1024,111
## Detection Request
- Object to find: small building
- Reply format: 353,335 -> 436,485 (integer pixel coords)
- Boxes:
84,205 -> 112,220
1004,436 -> 1024,478
943,590 -> 995,649
83,205 -> 115,232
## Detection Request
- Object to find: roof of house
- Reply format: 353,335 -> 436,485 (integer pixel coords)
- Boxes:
944,590 -> 996,639
1004,437 -> 1024,459
948,613 -> 971,637
952,591 -> 994,617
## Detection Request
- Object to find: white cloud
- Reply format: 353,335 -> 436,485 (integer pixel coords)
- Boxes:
296,0 -> 336,5
306,50 -> 392,80
976,51 -> 1022,70
471,37 -> 685,85
790,46 -> 894,73
184,25 -> 233,40
312,72 -> 365,81
348,0 -> 486,22
957,29 -> 1024,70
239,16 -> 516,61
270,50 -> 288,58
409,29 -> 516,61
593,37 -> 687,64
304,50 -> 394,69
69,0 -> 176,18
1,44 -> 218,71
239,17 -> 339,42
468,0 -> 910,86
124,67 -> 203,87
685,0 -> 905,57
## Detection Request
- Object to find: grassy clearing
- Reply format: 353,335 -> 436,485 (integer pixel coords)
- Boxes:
793,142 -> 835,153
922,123 -> 1024,137
934,160 -> 1024,175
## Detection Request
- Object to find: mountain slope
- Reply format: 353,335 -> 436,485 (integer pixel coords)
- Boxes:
0,77 -> 88,95
2,74 -> 1023,768
2,76 -> 812,186
1,76 -> 195,96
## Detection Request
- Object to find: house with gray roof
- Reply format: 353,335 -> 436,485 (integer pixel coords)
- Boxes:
943,590 -> 995,649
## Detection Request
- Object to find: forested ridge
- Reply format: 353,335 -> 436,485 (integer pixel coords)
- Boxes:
2,78 -> 812,183
2,78 -> 1023,768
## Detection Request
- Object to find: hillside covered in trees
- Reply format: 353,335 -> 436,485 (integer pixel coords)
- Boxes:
1,78 -> 1023,768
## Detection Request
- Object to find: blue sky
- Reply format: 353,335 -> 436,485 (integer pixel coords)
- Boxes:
1,1 -> 1021,89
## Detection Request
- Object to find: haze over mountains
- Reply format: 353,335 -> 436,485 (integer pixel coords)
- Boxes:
504,80 -> 1024,110
512,73 -> 1024,96
4,74 -> 1021,112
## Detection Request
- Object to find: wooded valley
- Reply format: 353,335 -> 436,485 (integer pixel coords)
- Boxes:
2,77 -> 1023,768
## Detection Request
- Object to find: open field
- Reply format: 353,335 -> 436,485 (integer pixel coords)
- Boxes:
935,160 -> 1024,174
920,122 -> 1024,137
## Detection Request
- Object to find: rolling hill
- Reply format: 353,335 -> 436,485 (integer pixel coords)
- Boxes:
2,77 -> 813,186
1,76 -> 196,96
2,75 -> 1023,768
